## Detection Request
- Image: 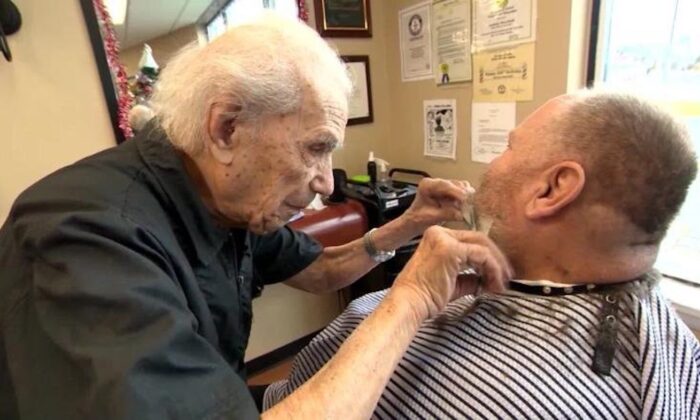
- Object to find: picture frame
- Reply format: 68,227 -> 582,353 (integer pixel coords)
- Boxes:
314,0 -> 372,38
341,55 -> 373,126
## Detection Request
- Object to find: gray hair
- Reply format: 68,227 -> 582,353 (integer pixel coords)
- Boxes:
552,91 -> 697,238
151,13 -> 352,155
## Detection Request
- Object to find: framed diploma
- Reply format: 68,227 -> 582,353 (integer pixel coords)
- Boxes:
341,55 -> 373,125
314,0 -> 372,38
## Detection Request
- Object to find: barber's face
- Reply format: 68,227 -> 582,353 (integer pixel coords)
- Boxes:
215,94 -> 347,234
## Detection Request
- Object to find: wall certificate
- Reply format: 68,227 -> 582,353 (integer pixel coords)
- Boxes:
472,0 -> 537,52
473,42 -> 535,102
399,2 -> 434,81
432,0 -> 472,85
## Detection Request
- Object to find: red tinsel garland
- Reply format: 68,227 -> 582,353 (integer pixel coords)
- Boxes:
93,0 -> 134,139
298,0 -> 308,22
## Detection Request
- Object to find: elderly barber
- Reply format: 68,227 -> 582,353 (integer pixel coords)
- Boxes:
0,16 -> 510,419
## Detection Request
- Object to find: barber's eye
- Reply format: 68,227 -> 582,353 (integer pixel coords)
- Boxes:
309,143 -> 332,154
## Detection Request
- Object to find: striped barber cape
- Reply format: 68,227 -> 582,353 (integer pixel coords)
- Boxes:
264,272 -> 700,419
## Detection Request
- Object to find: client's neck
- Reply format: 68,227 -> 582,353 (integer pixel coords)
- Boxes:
515,245 -> 657,283
513,235 -> 658,285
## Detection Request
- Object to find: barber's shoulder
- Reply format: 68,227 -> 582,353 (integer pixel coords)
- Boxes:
7,145 -> 167,243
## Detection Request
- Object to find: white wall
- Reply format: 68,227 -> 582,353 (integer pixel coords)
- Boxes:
0,0 -> 115,223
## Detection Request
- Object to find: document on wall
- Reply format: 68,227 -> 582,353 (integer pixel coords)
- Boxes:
473,42 -> 535,102
345,61 -> 370,120
432,0 -> 472,85
399,2 -> 434,82
471,102 -> 515,163
424,99 -> 457,159
472,0 -> 537,52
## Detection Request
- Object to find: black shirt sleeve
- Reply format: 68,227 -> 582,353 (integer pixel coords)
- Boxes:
2,211 -> 259,420
252,226 -> 323,285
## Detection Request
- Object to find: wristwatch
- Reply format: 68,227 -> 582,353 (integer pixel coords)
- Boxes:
363,228 -> 396,263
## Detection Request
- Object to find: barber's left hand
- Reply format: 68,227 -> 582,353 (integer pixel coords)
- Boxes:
402,178 -> 470,236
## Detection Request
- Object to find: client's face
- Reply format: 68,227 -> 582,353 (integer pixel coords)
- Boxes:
474,141 -> 527,255
475,97 -> 570,257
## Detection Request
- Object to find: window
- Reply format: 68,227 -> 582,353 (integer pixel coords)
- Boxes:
205,0 -> 299,42
591,0 -> 700,286
205,14 -> 227,42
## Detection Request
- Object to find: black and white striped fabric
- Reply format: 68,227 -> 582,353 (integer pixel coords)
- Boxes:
264,273 -> 700,419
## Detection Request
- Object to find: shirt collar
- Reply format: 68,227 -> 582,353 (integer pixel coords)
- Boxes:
135,123 -> 229,266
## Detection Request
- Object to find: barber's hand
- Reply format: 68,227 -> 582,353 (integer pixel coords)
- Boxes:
390,226 -> 513,320
402,178 -> 471,237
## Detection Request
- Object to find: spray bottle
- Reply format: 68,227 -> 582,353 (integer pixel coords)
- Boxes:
368,151 -> 391,188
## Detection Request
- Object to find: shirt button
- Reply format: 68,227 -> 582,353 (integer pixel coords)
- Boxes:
237,275 -> 244,285
542,286 -> 552,295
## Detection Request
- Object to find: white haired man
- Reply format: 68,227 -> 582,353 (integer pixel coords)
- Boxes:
264,92 -> 700,418
0,15 -> 512,420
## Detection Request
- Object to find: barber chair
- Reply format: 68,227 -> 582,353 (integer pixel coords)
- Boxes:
289,198 -> 368,248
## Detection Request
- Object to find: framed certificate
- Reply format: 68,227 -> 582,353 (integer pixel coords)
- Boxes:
342,55 -> 373,125
314,0 -> 372,38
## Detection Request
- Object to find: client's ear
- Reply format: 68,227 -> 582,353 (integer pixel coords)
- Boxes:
525,161 -> 585,219
206,102 -> 242,165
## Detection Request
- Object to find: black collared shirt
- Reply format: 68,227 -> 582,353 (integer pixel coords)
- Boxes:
0,125 -> 322,419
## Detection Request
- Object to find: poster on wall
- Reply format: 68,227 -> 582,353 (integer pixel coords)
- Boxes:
424,99 -> 457,159
431,0 -> 472,85
399,2 -> 434,81
472,0 -> 537,52
471,102 -> 515,163
473,42 -> 535,102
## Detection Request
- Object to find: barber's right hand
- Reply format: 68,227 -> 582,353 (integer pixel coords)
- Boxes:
390,226 -> 513,320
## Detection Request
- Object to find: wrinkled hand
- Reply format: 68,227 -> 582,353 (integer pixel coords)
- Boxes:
402,178 -> 471,236
391,226 -> 513,320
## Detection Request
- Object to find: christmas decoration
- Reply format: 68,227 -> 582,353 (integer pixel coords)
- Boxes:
93,0 -> 133,139
129,44 -> 159,104
298,0 -> 308,22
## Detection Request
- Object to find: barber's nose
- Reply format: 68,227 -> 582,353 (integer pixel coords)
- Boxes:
311,161 -> 334,196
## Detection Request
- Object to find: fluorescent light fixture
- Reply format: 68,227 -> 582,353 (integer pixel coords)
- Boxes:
104,0 -> 128,25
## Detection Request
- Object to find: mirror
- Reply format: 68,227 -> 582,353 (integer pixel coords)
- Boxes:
80,0 -> 306,143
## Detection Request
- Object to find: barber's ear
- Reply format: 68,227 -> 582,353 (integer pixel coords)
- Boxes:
525,161 -> 585,219
206,102 -> 241,165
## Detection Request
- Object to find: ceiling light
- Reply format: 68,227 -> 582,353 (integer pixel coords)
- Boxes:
104,0 -> 128,25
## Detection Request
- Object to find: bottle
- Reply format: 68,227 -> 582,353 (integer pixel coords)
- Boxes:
375,157 -> 391,189
367,151 -> 377,184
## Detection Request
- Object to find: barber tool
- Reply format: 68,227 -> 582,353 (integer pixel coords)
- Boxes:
458,183 -> 493,277
459,183 -> 493,234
